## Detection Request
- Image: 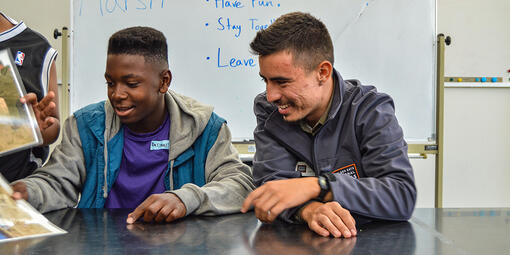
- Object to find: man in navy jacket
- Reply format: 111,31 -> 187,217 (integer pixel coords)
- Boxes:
242,12 -> 416,238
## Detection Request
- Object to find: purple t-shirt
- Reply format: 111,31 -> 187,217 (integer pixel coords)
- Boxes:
104,115 -> 170,209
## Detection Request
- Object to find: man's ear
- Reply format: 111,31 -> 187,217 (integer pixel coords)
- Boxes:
317,61 -> 333,85
159,69 -> 172,93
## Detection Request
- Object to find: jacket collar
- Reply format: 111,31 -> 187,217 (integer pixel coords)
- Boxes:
328,69 -> 345,122
165,90 -> 213,160
263,69 -> 345,165
103,90 -> 214,160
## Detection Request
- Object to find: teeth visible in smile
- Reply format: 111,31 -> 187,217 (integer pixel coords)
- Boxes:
279,104 -> 289,109
116,106 -> 133,112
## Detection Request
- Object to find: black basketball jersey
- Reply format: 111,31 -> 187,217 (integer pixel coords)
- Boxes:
0,13 -> 58,182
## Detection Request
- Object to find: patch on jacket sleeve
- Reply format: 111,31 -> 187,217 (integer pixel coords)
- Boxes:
332,164 -> 359,179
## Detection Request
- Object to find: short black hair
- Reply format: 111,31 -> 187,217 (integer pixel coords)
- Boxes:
250,12 -> 334,72
108,26 -> 168,66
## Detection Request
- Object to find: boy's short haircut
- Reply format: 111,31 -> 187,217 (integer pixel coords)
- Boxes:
107,26 -> 168,66
249,12 -> 334,72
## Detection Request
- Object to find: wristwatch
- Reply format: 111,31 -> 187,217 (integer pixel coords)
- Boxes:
317,175 -> 330,201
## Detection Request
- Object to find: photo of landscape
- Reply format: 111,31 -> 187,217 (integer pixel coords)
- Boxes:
0,174 -> 66,242
0,49 -> 41,156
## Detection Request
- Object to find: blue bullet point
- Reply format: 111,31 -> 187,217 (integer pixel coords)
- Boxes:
206,57 -> 210,60
491,77 -> 497,82
205,23 -> 209,26
277,3 -> 280,7
481,77 -> 487,82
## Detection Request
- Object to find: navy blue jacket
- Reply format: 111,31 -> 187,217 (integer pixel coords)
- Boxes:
253,70 -> 416,223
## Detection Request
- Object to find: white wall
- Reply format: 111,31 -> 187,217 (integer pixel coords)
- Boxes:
440,0 -> 510,78
440,0 -> 510,207
414,0 -> 510,208
411,156 -> 436,208
443,88 -> 510,207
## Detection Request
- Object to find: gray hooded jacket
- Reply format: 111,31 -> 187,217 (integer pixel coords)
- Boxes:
18,90 -> 255,214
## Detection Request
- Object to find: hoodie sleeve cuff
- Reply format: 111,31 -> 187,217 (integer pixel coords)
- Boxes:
167,187 -> 201,216
11,180 -> 42,211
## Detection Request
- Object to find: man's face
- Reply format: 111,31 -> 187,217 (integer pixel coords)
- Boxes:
259,51 -> 325,124
105,54 -> 169,133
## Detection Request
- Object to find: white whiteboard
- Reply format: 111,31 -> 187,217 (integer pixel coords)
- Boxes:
71,0 -> 436,142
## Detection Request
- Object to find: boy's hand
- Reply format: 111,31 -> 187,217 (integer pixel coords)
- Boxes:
241,178 -> 320,223
20,92 -> 60,145
126,193 -> 187,224
301,201 -> 357,238
10,182 -> 29,201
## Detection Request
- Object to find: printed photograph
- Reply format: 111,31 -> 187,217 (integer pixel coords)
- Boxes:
0,49 -> 41,156
0,174 -> 66,242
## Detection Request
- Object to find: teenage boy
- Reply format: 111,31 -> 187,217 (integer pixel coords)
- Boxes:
12,27 -> 254,224
241,12 -> 416,238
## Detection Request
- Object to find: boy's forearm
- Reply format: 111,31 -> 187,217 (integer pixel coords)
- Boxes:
22,117 -> 85,213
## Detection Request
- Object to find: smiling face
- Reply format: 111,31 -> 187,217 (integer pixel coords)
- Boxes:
259,51 -> 333,125
105,54 -> 171,133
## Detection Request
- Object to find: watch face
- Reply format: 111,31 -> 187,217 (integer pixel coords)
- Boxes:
319,177 -> 328,189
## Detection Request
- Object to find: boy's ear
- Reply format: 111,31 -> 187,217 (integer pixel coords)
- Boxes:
159,69 -> 172,93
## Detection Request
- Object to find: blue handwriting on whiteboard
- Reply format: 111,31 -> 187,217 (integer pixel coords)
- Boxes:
136,0 -> 165,10
100,0 -> 127,15
249,18 -> 276,31
217,17 -> 242,38
215,0 -> 244,8
217,48 -> 256,68
251,0 -> 275,8
97,0 -> 165,16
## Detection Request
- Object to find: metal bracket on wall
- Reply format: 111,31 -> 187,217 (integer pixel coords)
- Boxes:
53,27 -> 70,122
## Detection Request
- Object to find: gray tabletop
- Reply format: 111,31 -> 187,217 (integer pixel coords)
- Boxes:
1,208 -> 509,254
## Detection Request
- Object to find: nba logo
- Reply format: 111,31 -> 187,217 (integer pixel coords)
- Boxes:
15,51 -> 25,66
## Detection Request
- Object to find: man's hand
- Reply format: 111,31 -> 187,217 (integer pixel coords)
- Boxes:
126,193 -> 187,224
301,201 -> 357,238
10,182 -> 29,200
241,178 -> 320,222
20,92 -> 60,145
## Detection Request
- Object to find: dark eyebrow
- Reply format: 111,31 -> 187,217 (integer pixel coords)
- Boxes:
269,76 -> 292,82
259,73 -> 292,82
104,73 -> 141,79
121,74 -> 141,79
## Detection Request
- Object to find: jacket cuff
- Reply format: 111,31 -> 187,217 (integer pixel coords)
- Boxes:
12,180 -> 41,211
280,204 -> 305,224
167,187 -> 200,216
